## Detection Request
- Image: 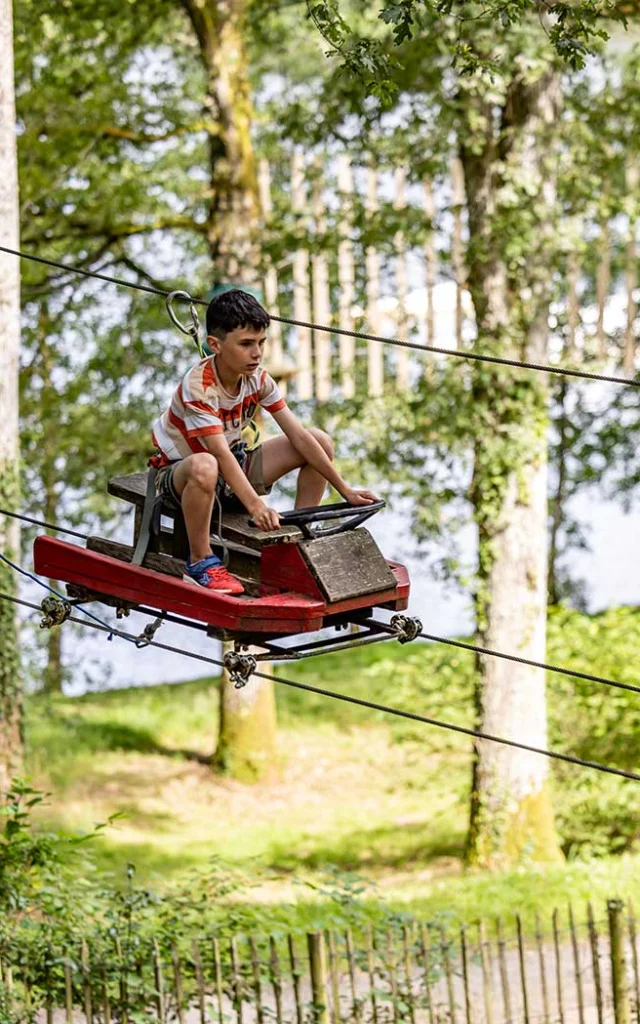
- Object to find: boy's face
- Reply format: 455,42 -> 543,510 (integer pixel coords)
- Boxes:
208,325 -> 266,377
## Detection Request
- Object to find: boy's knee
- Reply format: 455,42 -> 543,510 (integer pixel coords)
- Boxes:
309,427 -> 334,460
186,452 -> 218,491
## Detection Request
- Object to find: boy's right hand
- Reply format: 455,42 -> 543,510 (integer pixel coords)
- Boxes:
248,500 -> 281,532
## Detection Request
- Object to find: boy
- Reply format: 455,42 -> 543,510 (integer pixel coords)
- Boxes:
151,289 -> 378,594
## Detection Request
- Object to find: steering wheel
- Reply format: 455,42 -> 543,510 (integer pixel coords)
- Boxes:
250,499 -> 385,539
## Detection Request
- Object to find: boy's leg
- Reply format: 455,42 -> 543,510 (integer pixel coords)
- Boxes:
171,453 -> 219,562
260,428 -> 334,508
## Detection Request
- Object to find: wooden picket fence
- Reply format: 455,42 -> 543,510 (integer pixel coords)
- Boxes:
259,150 -> 639,401
3,899 -> 640,1022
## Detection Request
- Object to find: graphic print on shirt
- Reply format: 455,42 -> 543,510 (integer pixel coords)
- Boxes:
151,358 -> 286,465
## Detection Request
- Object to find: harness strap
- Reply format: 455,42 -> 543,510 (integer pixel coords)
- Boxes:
132,466 -> 158,566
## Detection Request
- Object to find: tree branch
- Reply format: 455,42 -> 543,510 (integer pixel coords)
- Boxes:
101,121 -> 220,143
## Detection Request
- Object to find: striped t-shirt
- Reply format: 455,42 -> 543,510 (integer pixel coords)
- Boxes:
151,357 -> 286,466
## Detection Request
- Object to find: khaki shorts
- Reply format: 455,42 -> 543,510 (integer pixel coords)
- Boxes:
155,445 -> 270,508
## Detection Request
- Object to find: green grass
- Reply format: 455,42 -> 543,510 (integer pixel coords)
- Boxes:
24,605 -> 640,929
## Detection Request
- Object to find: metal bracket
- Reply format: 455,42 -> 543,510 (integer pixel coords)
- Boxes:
390,613 -> 422,644
135,615 -> 165,649
39,596 -> 72,630
223,650 -> 257,689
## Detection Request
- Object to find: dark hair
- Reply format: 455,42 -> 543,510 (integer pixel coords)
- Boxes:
206,289 -> 270,338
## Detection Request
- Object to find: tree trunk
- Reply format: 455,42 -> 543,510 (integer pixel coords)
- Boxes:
463,68 -> 563,869
214,662 -> 279,782
182,0 -> 260,283
182,0 -> 278,781
38,303 -> 64,693
0,0 -> 23,794
547,379 -> 569,606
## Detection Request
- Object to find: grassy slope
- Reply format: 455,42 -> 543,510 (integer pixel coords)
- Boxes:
25,606 -> 640,928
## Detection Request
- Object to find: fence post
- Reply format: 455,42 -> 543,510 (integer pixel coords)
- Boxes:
81,938 -> 93,1024
152,938 -> 166,1024
609,899 -> 631,1024
308,932 -> 330,1024
568,903 -> 585,1024
289,934 -> 305,1024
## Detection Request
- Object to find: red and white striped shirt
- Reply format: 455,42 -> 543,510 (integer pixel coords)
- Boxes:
152,357 -> 286,466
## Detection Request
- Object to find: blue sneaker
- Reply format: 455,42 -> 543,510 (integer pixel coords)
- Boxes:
183,555 -> 244,595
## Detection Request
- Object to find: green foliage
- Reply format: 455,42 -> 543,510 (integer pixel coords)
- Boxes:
306,0 -> 622,101
15,607 -> 640,897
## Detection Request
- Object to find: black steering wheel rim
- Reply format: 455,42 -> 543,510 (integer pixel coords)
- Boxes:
250,499 -> 385,538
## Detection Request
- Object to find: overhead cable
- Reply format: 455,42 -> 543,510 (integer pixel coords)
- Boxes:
0,589 -> 639,784
2,244 -> 638,389
0,506 -> 635,697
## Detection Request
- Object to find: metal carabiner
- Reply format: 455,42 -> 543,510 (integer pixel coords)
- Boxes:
166,290 -> 204,357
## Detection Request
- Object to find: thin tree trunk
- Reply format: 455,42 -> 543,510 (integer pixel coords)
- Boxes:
623,160 -> 638,376
463,68 -> 563,869
214,661 -> 279,782
182,0 -> 278,781
291,149 -> 313,400
0,0 -> 23,794
596,219 -> 610,360
451,156 -> 465,350
393,166 -> 409,390
337,154 -> 356,398
38,303 -> 64,694
423,178 -> 436,362
182,0 -> 260,283
366,164 -> 383,396
312,164 -> 332,402
547,379 -> 569,607
257,158 -> 284,368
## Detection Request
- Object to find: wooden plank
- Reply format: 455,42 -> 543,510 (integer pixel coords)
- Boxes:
300,529 -> 397,603
108,471 -> 149,505
219,510 -> 302,550
108,472 -> 303,549
87,536 -> 261,585
88,537 -> 186,578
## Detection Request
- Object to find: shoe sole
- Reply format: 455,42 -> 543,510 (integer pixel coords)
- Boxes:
182,573 -> 243,595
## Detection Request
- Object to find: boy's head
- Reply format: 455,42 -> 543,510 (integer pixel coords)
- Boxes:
206,288 -> 270,341
206,289 -> 270,377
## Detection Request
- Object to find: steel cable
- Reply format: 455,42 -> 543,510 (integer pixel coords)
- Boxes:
0,505 -> 636,696
0,589 -> 638,783
2,244 -> 638,388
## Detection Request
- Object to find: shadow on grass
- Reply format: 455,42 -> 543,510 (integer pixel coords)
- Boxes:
44,713 -> 212,765
266,819 -> 465,874
70,834 -> 207,882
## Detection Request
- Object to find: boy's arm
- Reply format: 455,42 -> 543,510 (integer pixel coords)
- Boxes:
271,406 -> 378,506
202,433 -> 280,531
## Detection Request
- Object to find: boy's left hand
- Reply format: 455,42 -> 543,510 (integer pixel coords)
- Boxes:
343,487 -> 379,506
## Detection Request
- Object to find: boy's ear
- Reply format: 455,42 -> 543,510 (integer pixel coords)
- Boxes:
207,333 -> 222,354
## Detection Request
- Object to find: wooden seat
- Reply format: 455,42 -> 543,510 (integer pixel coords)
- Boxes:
103,472 -> 402,608
107,471 -> 303,553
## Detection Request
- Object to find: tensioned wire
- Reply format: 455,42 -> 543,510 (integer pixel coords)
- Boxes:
0,588 -> 639,783
0,504 -> 637,696
1,244 -> 638,389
